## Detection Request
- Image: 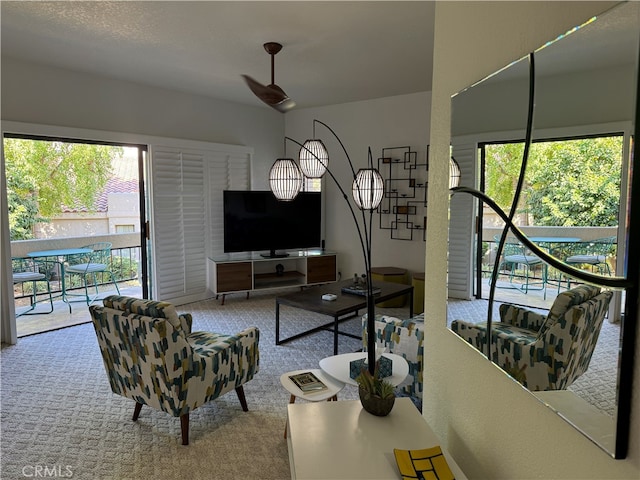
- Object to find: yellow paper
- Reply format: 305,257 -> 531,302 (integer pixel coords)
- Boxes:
393,446 -> 455,480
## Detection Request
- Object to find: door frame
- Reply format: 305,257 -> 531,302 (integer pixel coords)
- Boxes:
1,121 -> 153,342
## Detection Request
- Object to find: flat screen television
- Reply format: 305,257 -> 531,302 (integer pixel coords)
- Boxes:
223,190 -> 322,257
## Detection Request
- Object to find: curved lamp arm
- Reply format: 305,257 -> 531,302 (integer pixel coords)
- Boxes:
284,136 -> 371,275
286,119 -> 383,374
310,119 -> 376,274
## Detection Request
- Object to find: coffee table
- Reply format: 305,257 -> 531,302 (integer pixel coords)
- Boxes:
275,280 -> 414,354
319,352 -> 409,387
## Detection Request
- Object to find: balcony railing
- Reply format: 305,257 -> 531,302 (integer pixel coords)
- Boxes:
11,233 -> 141,302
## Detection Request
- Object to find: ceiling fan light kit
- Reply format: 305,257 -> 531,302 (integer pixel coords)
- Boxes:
243,42 -> 296,113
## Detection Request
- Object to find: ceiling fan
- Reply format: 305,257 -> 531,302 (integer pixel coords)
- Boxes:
242,42 -> 296,113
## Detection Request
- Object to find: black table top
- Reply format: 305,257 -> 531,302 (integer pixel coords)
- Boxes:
276,280 -> 413,317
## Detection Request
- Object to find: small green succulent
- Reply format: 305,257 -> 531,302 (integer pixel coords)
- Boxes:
355,366 -> 395,399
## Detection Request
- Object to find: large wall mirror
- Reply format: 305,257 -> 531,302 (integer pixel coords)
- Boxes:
447,2 -> 639,459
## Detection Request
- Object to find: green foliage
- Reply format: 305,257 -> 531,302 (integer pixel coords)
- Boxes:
7,173 -> 42,240
109,256 -> 139,280
355,366 -> 395,399
484,142 -> 527,216
485,137 -> 622,227
4,139 -> 121,239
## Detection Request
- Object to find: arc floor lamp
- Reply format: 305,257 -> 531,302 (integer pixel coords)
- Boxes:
268,119 -> 383,374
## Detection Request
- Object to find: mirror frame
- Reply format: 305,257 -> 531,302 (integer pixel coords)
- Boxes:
448,4 -> 638,459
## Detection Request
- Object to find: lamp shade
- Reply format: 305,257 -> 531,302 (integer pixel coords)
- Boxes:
269,158 -> 303,201
449,157 -> 461,189
299,139 -> 329,178
352,168 -> 384,210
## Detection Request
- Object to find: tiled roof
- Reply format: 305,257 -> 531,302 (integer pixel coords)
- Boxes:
64,177 -> 139,213
62,151 -> 139,213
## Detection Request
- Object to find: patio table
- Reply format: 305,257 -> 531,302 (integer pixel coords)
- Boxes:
529,237 -> 582,289
529,236 -> 582,256
27,248 -> 93,311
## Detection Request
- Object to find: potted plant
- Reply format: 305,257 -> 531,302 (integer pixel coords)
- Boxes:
355,364 -> 396,416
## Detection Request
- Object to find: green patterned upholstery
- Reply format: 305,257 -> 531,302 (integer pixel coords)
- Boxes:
90,295 -> 260,445
102,295 -> 192,333
362,313 -> 424,399
451,285 -> 612,391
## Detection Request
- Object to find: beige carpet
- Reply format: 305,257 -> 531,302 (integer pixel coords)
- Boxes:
1,290 -> 410,480
3,292 -> 617,479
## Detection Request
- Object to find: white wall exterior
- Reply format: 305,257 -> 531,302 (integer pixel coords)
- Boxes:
427,1 -> 639,478
285,92 -> 431,280
34,193 -> 140,238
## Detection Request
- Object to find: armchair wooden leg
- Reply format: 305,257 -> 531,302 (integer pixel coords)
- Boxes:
180,413 -> 189,446
235,386 -> 249,411
132,402 -> 143,421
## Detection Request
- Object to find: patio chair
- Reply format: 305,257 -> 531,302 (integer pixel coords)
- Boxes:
451,285 -> 612,390
12,257 -> 54,316
64,242 -> 120,307
89,295 -> 260,445
564,236 -> 616,288
492,235 -> 546,294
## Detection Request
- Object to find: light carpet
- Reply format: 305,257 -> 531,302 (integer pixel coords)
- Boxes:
2,292 -> 618,479
1,291 -> 410,480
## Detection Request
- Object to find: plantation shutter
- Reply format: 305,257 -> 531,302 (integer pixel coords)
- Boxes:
150,147 -> 207,303
150,145 -> 251,304
448,140 -> 477,299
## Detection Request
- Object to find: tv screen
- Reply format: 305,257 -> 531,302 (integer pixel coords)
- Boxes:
223,190 -> 322,256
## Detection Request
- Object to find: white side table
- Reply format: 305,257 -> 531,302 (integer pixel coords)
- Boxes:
319,352 -> 409,387
280,368 -> 345,438
287,398 -> 468,479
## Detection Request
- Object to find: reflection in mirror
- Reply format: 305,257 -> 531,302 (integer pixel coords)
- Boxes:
447,2 -> 639,459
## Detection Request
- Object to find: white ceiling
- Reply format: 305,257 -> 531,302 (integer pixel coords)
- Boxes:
1,1 -> 436,110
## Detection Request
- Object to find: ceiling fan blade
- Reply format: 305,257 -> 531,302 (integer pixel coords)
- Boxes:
272,96 -> 296,113
242,75 -> 295,112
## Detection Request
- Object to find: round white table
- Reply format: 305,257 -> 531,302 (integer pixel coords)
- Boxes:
319,352 -> 409,387
280,368 -> 345,438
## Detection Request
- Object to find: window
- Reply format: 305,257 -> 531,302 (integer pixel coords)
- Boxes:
116,224 -> 135,233
303,177 -> 322,192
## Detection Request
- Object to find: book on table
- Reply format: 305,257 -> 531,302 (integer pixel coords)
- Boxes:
393,446 -> 455,480
289,371 -> 328,393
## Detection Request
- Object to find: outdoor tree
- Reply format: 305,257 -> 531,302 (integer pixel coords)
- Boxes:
527,137 -> 622,226
484,142 -> 530,221
485,136 -> 622,227
5,139 -> 121,239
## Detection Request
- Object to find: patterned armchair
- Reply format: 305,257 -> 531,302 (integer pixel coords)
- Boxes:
451,285 -> 612,391
89,295 -> 260,445
362,313 -> 424,400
